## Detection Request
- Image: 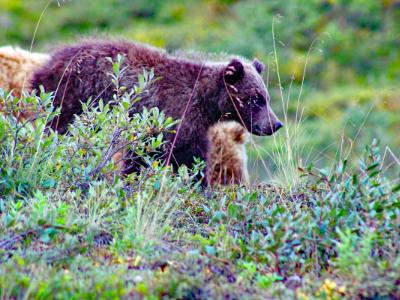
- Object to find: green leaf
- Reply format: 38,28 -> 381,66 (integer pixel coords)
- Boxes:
37,219 -> 47,226
392,184 -> 400,193
205,245 -> 217,256
228,203 -> 239,218
257,274 -> 283,288
42,178 -> 56,189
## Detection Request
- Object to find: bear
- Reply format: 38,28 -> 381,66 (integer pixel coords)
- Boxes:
0,46 -> 50,121
0,46 -> 49,97
30,39 -> 282,177
206,121 -> 250,186
1,45 -> 254,185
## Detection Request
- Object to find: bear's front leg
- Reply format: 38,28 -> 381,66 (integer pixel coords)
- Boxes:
170,135 -> 209,184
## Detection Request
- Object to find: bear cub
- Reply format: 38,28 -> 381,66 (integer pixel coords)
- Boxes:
0,46 -> 49,121
207,121 -> 249,186
0,46 -> 49,97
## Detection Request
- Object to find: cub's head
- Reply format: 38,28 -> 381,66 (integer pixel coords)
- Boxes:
220,58 -> 282,136
208,121 -> 249,146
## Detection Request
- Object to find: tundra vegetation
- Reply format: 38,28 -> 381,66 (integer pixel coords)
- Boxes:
0,0 -> 399,299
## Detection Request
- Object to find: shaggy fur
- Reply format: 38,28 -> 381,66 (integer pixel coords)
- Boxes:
207,121 -> 249,186
31,39 -> 282,172
0,46 -> 49,121
0,46 -> 49,97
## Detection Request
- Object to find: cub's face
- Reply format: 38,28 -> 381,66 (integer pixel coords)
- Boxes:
222,58 -> 282,136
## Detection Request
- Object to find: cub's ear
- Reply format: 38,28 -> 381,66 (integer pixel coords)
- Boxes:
224,58 -> 244,84
232,125 -> 248,144
252,59 -> 264,74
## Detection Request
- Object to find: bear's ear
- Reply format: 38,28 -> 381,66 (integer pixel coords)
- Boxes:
252,59 -> 264,74
224,58 -> 244,84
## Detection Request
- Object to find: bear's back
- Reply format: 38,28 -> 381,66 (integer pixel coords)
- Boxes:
30,40 -> 167,133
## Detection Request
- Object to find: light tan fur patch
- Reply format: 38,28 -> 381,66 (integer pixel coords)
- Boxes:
0,46 -> 49,96
0,46 -> 49,121
207,121 -> 250,186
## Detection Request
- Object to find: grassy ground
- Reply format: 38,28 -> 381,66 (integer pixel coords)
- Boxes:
0,84 -> 399,299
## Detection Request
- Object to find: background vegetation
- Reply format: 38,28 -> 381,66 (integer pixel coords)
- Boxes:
0,0 -> 399,299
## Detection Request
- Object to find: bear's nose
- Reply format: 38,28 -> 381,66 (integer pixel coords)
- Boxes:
274,122 -> 283,131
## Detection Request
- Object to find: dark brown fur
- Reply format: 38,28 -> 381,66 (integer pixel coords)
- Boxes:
31,39 -> 282,172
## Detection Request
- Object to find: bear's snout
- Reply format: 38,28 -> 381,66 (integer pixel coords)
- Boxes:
252,121 -> 283,136
274,121 -> 283,131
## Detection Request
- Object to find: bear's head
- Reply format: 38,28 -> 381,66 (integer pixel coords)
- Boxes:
220,58 -> 282,136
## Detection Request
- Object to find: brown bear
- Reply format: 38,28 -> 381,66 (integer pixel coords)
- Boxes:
1,45 -> 252,184
207,121 -> 249,186
31,39 -> 282,175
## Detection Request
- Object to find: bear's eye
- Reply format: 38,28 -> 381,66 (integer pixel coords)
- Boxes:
250,94 -> 264,107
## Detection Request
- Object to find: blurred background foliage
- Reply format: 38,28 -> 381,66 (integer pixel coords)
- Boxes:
0,0 -> 399,181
